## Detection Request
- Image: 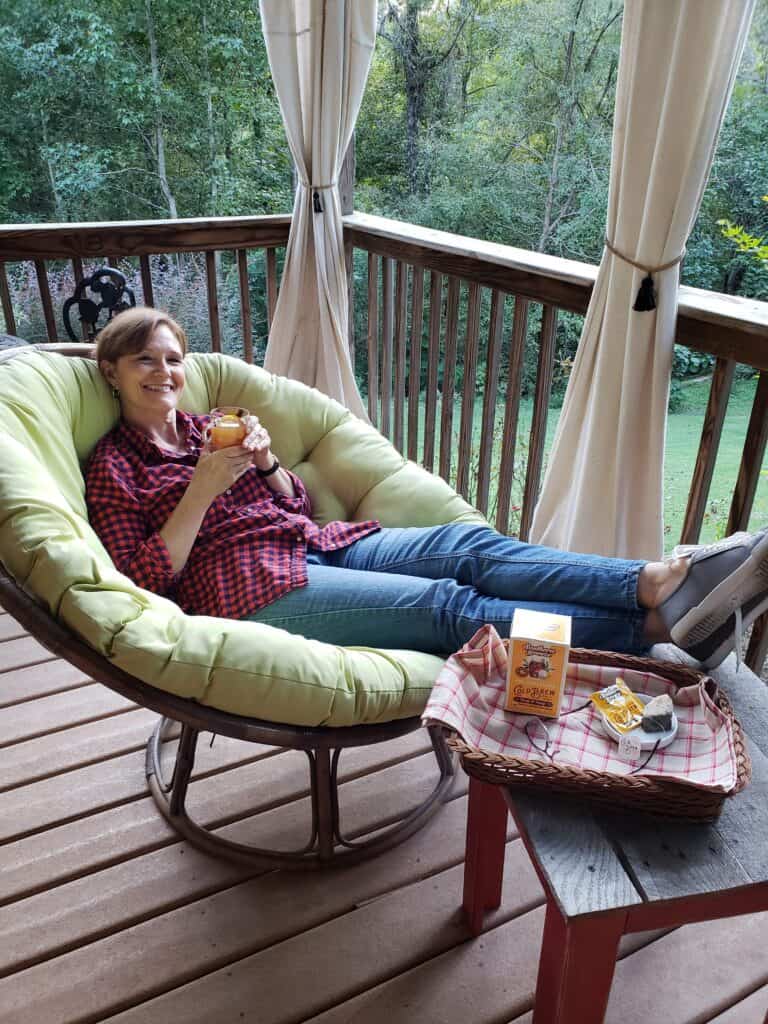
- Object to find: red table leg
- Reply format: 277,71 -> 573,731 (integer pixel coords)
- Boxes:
462,776 -> 508,935
532,901 -> 627,1024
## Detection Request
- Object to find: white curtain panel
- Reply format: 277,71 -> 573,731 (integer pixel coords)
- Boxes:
530,0 -> 755,560
259,0 -> 376,420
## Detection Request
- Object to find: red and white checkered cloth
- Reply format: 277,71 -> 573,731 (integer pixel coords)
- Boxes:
423,625 -> 738,793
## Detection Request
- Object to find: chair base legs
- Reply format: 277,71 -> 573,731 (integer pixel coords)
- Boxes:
146,718 -> 456,869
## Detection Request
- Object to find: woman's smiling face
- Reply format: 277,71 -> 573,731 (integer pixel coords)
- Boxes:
102,324 -> 186,420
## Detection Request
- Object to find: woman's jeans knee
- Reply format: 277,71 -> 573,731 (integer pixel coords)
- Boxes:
245,524 -> 648,654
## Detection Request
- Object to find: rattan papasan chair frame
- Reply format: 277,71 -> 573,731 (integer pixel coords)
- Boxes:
0,343 -> 463,869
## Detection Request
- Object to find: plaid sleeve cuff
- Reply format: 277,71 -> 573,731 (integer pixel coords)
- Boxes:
127,532 -> 178,593
272,469 -> 313,516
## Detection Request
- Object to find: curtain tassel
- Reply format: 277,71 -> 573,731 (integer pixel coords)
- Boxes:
604,238 -> 686,313
313,189 -> 323,213
633,274 -> 657,312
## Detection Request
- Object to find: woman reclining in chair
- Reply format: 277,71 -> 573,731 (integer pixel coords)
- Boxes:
85,306 -> 768,670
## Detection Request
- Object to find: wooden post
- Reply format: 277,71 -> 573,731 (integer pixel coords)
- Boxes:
520,305 -> 557,542
34,260 -> 57,342
366,252 -> 379,426
727,370 -> 768,534
139,255 -> 155,308
1,264 -> 17,336
237,249 -> 253,364
439,277 -> 461,483
340,137 -> 356,367
407,266 -> 425,462
339,136 -> 355,217
456,282 -> 481,500
423,272 -> 443,473
496,298 -> 529,535
266,248 -> 278,330
205,251 -> 221,353
463,777 -> 508,936
680,357 -> 735,545
476,290 -> 505,516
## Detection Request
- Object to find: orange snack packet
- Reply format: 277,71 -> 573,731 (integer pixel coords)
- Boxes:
589,678 -> 644,733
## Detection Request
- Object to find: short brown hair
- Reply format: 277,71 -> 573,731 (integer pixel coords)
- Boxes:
95,307 -> 188,368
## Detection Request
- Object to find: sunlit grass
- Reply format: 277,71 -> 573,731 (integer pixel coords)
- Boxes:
371,376 -> 767,553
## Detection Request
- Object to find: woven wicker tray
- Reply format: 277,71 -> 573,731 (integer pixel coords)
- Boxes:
448,648 -> 751,822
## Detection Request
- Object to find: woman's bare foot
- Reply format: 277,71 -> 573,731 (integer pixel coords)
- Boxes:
637,557 -> 690,610
640,530 -> 768,667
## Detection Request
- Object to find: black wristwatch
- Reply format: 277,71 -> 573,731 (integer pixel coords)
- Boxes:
256,457 -> 280,478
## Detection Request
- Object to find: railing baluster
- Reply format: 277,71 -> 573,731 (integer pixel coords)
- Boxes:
393,261 -> 408,452
345,240 -> 355,367
456,282 -> 481,500
680,357 -> 735,544
205,251 -> 222,353
741,371 -> 768,670
439,277 -> 461,483
139,255 -> 155,307
746,614 -> 768,673
381,258 -> 394,439
519,305 -> 558,542
266,248 -> 278,329
71,257 -> 89,340
34,260 -> 57,341
1,264 -> 17,336
237,249 -> 253,364
423,272 -> 442,473
476,289 -> 505,517
407,266 -> 425,462
727,370 -> 768,534
366,252 -> 379,426
496,298 -> 529,535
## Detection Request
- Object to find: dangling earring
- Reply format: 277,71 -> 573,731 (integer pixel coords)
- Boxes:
111,386 -> 120,399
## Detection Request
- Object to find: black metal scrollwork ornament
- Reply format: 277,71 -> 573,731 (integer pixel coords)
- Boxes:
63,267 -> 136,342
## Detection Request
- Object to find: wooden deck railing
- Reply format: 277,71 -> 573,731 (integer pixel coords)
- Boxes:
2,211 -> 768,667
0,215 -> 291,360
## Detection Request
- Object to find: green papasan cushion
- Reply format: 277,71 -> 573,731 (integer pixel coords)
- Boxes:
0,349 -> 485,726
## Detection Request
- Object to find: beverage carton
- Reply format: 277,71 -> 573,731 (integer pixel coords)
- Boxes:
506,608 -> 571,718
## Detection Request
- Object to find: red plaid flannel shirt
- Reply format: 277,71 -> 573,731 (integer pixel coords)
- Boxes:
84,411 -> 380,618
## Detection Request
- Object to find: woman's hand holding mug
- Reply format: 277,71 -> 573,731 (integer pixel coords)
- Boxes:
241,415 -> 275,472
191,445 -> 253,503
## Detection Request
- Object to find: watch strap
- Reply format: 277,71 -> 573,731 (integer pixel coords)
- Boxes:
256,457 -> 280,478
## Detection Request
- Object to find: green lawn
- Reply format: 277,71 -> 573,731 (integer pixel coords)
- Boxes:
662,376 -> 768,546
373,376 -> 767,552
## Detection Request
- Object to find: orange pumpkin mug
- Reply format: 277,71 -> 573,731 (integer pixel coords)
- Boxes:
207,406 -> 249,450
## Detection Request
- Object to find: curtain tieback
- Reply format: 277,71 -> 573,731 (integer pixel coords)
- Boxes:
298,179 -> 338,214
604,237 -> 686,312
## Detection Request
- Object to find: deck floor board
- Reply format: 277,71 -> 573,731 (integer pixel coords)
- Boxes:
0,613 -> 766,1024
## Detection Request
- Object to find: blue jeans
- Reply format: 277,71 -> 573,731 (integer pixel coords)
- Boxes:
247,528 -> 651,655
246,524 -> 648,654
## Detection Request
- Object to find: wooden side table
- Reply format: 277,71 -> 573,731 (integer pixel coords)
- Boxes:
461,657 -> 768,1024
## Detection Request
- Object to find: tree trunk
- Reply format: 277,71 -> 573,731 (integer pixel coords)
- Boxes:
537,0 -> 582,252
202,9 -> 217,217
40,113 -> 64,220
146,0 -> 178,219
404,0 -> 422,195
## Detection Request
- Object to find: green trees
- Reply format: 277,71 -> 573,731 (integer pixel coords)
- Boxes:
0,0 -> 291,224
1,0 -> 767,376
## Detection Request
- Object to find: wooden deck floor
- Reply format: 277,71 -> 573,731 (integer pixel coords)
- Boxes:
1,608 -> 767,1024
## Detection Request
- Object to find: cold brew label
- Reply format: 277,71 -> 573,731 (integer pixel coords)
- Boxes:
506,609 -> 572,719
